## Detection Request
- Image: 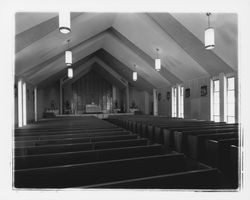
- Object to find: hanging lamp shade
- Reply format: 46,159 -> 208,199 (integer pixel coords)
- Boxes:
133,71 -> 137,81
205,27 -> 215,49
59,12 -> 71,34
155,48 -> 161,71
155,58 -> 161,71
65,50 -> 72,66
68,67 -> 73,79
205,13 -> 215,50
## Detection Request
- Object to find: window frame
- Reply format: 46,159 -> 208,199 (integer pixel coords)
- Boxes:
226,76 -> 235,123
178,86 -> 184,118
172,86 -> 177,117
211,78 -> 220,122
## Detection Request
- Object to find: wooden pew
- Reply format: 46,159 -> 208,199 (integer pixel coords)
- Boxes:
15,138 -> 149,156
15,118 -> 120,134
16,124 -> 118,130
15,153 -> 208,188
138,122 -> 231,144
187,132 -> 238,160
154,121 -> 225,138
15,127 -> 124,137
206,138 -> 238,169
15,130 -> 131,141
161,124 -> 237,148
230,144 -> 240,188
85,168 -> 218,189
15,134 -> 138,148
174,127 -> 238,153
15,144 -> 163,170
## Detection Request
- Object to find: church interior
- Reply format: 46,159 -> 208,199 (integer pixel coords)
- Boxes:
14,12 -> 240,189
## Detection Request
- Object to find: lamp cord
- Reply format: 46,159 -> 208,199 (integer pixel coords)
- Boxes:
208,15 -> 210,27
67,39 -> 70,50
134,64 -> 136,72
207,13 -> 211,28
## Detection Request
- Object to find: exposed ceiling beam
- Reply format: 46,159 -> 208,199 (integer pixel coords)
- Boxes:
24,26 -> 163,90
92,62 -> 127,89
37,51 -> 96,89
63,57 -> 127,89
94,57 -> 128,87
20,29 -> 107,79
62,59 -> 96,86
96,49 -> 154,94
38,48 -> 154,94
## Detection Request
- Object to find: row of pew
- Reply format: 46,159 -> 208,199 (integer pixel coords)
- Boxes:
14,116 -> 219,189
107,115 -> 240,189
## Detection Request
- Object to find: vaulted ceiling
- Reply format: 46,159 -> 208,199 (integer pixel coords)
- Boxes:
15,12 -> 237,92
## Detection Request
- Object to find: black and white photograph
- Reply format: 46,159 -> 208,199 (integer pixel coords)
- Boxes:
13,10 -> 240,189
1,0 -> 250,200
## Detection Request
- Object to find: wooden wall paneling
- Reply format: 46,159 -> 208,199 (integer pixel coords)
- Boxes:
71,70 -> 113,113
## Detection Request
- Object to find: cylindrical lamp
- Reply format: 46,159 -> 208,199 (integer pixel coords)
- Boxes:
68,67 -> 73,79
205,27 -> 215,49
133,71 -> 137,81
59,12 -> 71,34
205,13 -> 215,50
155,58 -> 161,71
155,48 -> 161,71
65,50 -> 72,66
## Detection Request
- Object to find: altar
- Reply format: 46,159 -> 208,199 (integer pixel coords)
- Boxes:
85,104 -> 102,113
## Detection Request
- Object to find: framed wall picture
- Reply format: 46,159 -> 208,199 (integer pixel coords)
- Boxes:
14,84 -> 17,98
201,85 -> 207,96
158,93 -> 161,101
185,88 -> 190,98
166,91 -> 170,101
27,89 -> 30,101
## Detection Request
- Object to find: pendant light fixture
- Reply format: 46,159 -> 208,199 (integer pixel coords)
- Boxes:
205,13 -> 215,50
68,67 -> 73,79
155,48 -> 161,71
65,39 -> 72,66
133,64 -> 137,81
65,39 -> 73,79
59,12 -> 71,34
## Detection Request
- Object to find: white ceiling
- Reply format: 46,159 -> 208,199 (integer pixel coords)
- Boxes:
15,12 -> 58,35
15,12 -> 237,90
112,13 -> 209,81
172,13 -> 238,70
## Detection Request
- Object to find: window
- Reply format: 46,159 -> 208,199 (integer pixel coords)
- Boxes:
172,85 -> 184,118
178,86 -> 184,118
226,77 -> 235,123
18,80 -> 23,127
172,87 -> 177,117
212,79 -> 220,122
22,82 -> 27,126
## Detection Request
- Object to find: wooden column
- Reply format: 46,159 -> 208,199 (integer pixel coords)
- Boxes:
59,79 -> 63,115
112,85 -> 117,108
219,73 -> 226,122
126,86 -> 129,112
153,89 -> 158,116
144,91 -> 149,115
